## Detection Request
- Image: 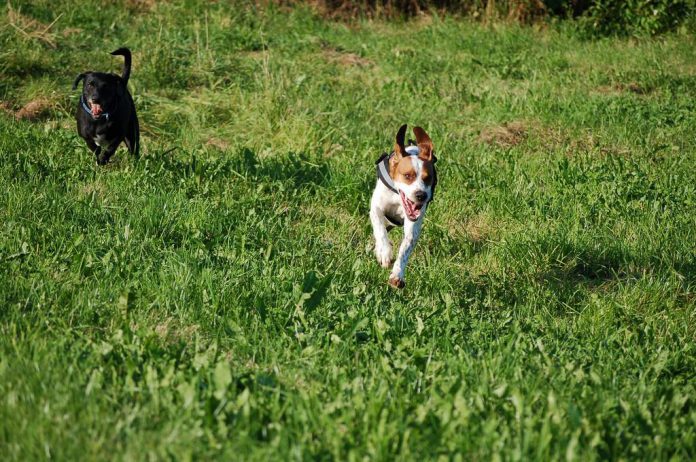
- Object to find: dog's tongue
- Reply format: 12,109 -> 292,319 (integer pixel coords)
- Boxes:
400,191 -> 421,221
90,103 -> 103,117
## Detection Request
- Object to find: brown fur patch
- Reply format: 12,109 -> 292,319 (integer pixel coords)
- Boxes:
479,121 -> 527,148
413,126 -> 433,161
394,157 -> 417,184
388,276 -> 405,289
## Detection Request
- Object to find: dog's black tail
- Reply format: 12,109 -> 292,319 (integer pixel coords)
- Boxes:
110,47 -> 132,84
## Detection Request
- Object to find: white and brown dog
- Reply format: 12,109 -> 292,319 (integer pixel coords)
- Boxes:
370,124 -> 437,289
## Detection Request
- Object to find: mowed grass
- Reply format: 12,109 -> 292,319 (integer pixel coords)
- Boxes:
1,1 -> 695,459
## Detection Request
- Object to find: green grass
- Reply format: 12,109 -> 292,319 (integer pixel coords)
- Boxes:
1,1 -> 695,460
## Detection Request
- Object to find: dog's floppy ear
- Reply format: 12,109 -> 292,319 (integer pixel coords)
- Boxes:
413,127 -> 433,161
72,73 -> 88,90
394,124 -> 408,159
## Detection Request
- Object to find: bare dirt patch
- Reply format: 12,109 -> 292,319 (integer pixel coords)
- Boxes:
332,51 -> 373,67
15,98 -> 53,121
321,43 -> 373,67
593,82 -> 650,96
624,82 -> 648,94
479,121 -> 527,148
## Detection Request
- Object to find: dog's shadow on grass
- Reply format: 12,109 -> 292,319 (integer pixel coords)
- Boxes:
238,148 -> 330,192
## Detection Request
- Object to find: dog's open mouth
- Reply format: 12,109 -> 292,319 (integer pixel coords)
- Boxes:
400,191 -> 424,221
89,101 -> 103,117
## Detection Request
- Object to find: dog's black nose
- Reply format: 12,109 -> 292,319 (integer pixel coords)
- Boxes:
414,191 -> 427,202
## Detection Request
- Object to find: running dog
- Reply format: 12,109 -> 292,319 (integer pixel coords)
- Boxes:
370,124 -> 437,289
73,47 -> 139,165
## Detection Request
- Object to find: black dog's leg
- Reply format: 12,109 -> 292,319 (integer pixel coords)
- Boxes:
124,114 -> 140,159
97,144 -> 119,165
84,138 -> 102,161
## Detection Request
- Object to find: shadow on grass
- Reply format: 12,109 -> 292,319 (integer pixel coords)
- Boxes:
156,147 -> 330,193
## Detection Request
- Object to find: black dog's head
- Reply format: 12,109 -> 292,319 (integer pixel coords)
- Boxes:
73,72 -> 125,118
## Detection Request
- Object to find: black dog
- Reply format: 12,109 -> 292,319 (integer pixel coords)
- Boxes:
73,48 -> 139,165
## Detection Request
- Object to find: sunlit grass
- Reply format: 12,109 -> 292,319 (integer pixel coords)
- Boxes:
0,1 -> 695,460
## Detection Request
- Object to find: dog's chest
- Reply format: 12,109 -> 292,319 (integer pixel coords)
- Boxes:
93,133 -> 114,148
378,189 -> 406,225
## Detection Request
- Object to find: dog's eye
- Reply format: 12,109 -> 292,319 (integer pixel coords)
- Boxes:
87,81 -> 94,87
405,173 -> 415,181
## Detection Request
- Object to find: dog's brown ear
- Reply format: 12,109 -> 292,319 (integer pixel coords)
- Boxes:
413,127 -> 433,161
394,124 -> 408,158
72,73 -> 87,90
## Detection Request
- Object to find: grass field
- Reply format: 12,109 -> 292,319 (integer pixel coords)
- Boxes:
1,1 -> 695,460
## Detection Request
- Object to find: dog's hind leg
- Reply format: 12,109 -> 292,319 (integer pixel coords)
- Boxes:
124,114 -> 140,159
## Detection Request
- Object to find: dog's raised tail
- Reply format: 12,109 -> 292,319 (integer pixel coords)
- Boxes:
110,47 -> 132,84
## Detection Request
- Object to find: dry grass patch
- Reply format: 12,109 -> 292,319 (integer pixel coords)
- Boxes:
479,121 -> 527,148
0,101 -> 13,115
593,81 -> 650,96
61,27 -> 82,37
322,49 -> 373,67
7,4 -> 61,48
446,213 -> 498,245
154,318 -> 200,344
79,181 -> 107,198
125,0 -> 157,11
533,125 -> 631,158
205,137 -> 231,151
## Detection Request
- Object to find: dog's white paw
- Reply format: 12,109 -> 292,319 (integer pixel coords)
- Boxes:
388,275 -> 405,289
375,241 -> 392,268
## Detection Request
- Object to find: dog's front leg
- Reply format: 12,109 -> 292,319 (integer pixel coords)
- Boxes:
84,138 -> 102,160
370,207 -> 392,268
97,144 -> 118,165
389,216 -> 424,289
